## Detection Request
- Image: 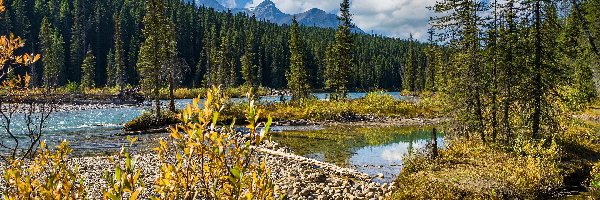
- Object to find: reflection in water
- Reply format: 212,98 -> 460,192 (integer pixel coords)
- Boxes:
272,126 -> 444,183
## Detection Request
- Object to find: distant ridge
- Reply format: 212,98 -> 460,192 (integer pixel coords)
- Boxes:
184,0 -> 365,33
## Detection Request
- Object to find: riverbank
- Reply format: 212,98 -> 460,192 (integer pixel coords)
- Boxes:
50,141 -> 395,199
388,105 -> 600,199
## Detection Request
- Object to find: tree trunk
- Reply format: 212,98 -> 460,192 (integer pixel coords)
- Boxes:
169,62 -> 175,113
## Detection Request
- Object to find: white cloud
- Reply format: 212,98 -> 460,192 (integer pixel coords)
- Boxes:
352,0 -> 436,40
245,0 -> 436,40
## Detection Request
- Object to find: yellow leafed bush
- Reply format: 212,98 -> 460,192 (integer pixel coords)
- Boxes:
2,141 -> 87,200
153,86 -> 277,200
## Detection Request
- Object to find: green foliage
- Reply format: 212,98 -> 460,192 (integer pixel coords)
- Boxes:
325,0 -> 354,99
80,49 -> 97,88
40,20 -> 65,88
60,81 -> 81,93
591,162 -> 600,194
103,136 -> 144,200
153,86 -> 277,199
123,110 -> 180,132
287,17 -> 310,100
2,141 -> 87,199
259,92 -> 436,121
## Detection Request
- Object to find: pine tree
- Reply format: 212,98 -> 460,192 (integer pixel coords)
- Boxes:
69,0 -> 84,83
241,31 -> 258,88
404,34 -> 417,92
113,14 -> 126,88
43,29 -> 65,88
106,49 -> 115,86
138,0 -> 168,117
424,29 -> 437,92
431,0 -> 487,142
325,0 -> 354,100
81,49 -> 96,88
287,17 -> 310,100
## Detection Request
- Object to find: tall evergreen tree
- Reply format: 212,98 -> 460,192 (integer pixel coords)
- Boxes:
241,31 -> 258,88
43,29 -> 65,87
113,14 -> 126,88
287,17 -> 310,100
81,49 -> 96,88
69,0 -> 84,83
138,0 -> 168,117
404,34 -> 417,92
325,0 -> 354,100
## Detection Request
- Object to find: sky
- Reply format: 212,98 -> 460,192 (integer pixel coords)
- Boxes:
218,0 -> 437,40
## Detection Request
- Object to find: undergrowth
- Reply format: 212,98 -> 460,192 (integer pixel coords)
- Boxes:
242,92 -> 439,122
123,110 -> 180,132
393,137 -> 563,199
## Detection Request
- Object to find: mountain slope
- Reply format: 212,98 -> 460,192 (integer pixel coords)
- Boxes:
248,0 -> 291,24
295,8 -> 339,29
187,0 -> 364,33
187,0 -> 226,11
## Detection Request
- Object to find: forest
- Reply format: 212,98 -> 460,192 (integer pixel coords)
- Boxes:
2,0 -> 600,199
0,0 -> 431,92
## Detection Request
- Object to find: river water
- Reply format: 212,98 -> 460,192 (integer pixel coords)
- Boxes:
0,92 -> 438,182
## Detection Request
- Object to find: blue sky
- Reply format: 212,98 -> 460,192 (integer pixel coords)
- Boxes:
217,0 -> 436,40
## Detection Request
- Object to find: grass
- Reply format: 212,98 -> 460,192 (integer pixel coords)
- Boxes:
254,92 -> 441,122
392,137 -> 563,199
389,100 -> 600,199
123,91 -> 441,133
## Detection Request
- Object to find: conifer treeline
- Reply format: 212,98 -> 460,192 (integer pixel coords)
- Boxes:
430,0 -> 600,143
0,0 -> 431,91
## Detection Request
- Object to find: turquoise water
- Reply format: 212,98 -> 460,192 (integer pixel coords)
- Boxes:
1,91 -> 440,183
1,92 -> 407,154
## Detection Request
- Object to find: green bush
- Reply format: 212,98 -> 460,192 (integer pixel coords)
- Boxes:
124,110 -> 180,132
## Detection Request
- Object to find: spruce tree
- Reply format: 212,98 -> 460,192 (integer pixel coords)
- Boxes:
404,34 -> 417,92
241,32 -> 258,88
113,14 -> 126,89
106,49 -> 115,86
287,17 -> 310,100
138,0 -> 168,117
325,0 -> 354,100
69,0 -> 84,83
81,49 -> 96,88
43,29 -> 66,88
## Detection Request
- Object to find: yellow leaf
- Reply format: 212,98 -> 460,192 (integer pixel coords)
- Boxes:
131,188 -> 143,200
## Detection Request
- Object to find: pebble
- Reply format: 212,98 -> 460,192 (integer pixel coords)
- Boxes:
1,141 -> 391,199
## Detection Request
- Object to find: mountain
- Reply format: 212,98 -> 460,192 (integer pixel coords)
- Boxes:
295,8 -> 339,29
186,0 -> 364,33
248,0 -> 291,25
188,0 -> 226,11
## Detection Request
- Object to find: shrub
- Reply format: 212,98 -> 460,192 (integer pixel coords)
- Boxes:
392,138 -> 563,199
2,141 -> 87,199
153,86 -> 277,199
124,110 -> 180,132
103,136 -> 145,200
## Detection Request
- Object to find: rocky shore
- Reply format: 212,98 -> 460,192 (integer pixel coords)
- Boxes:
67,141 -> 395,199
